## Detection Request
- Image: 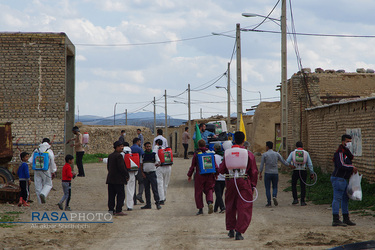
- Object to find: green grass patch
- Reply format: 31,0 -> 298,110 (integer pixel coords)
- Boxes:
0,211 -> 23,228
282,167 -> 375,213
79,153 -> 108,164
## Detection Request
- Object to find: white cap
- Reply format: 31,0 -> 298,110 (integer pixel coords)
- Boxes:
222,141 -> 233,151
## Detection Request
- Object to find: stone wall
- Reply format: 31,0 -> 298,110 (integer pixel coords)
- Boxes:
287,71 -> 375,154
306,97 -> 375,181
77,125 -> 153,154
0,32 -> 75,171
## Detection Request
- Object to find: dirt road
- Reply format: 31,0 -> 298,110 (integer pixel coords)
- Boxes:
1,157 -> 374,249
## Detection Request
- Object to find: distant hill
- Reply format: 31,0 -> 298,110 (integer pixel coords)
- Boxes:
75,112 -> 187,127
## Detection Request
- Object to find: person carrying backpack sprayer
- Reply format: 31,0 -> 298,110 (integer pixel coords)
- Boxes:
28,138 -> 57,204
154,139 -> 172,205
219,131 -> 258,240
187,139 -> 216,215
286,141 -> 315,206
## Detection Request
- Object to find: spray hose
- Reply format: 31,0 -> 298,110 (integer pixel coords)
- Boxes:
298,170 -> 318,186
233,171 -> 258,203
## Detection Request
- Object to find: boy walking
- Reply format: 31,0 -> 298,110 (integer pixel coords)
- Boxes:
18,152 -> 31,207
154,139 -> 172,205
58,155 -> 76,211
141,142 -> 162,210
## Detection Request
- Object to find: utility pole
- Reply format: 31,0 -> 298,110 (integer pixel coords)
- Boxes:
188,84 -> 191,151
236,23 -> 242,131
281,0 -> 288,154
125,109 -> 127,125
227,62 -> 231,131
153,97 -> 156,135
200,108 -> 202,119
164,90 -> 168,143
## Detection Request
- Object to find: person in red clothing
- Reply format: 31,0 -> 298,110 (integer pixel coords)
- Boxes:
57,155 -> 76,211
187,139 -> 216,215
219,131 -> 258,240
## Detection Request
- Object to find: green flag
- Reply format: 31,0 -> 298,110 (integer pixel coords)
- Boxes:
194,122 -> 202,150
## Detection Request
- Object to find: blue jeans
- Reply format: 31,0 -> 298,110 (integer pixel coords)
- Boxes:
264,173 -> 278,204
331,176 -> 349,215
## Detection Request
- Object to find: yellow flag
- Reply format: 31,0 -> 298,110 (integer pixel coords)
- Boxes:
240,114 -> 247,141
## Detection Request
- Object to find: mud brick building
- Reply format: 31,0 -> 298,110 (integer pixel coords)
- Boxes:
0,32 -> 75,170
286,69 -> 375,180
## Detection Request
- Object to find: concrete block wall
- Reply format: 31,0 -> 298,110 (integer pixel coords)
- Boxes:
306,99 -> 375,181
0,32 -> 75,173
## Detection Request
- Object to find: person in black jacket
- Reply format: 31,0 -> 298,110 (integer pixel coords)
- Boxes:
106,141 -> 129,216
331,134 -> 358,226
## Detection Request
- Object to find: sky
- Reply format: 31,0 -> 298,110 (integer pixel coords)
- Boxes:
1,0 -> 375,120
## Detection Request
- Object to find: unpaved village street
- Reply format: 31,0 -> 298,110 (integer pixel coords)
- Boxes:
1,157 -> 374,249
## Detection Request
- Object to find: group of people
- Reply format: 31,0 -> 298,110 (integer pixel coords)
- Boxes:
186,130 -> 358,240
16,123 -> 358,240
106,128 -> 172,215
16,126 -> 86,210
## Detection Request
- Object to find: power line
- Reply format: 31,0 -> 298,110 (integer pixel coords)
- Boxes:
242,29 -> 375,38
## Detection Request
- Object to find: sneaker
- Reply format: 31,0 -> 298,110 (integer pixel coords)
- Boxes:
141,205 -> 151,209
208,203 -> 214,214
228,229 -> 235,238
159,200 -> 165,205
65,206 -> 71,211
292,199 -> 299,205
39,194 -> 46,204
156,204 -> 162,210
235,231 -> 244,240
57,203 -> 63,210
196,209 -> 203,215
265,203 -> 272,207
115,212 -> 127,216
301,201 -> 307,206
273,197 -> 278,206
219,208 -> 226,214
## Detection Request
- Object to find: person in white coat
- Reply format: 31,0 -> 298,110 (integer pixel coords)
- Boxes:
29,138 -> 57,204
153,139 -> 171,205
152,129 -> 168,148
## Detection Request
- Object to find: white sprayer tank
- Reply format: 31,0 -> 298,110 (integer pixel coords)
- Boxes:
224,147 -> 248,170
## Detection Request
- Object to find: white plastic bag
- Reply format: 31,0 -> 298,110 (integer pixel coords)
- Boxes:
347,172 -> 362,201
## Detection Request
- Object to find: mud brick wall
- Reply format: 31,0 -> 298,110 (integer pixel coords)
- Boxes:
287,72 -> 375,154
306,98 -> 375,182
0,32 -> 75,175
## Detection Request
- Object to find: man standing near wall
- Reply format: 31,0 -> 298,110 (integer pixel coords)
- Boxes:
137,129 -> 144,146
331,134 -> 357,226
119,130 -> 126,145
152,129 -> 168,148
182,127 -> 190,159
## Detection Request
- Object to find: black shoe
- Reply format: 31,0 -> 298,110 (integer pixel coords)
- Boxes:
214,208 -> 218,213
301,201 -> 307,206
228,230 -> 235,238
159,200 -> 165,205
292,199 -> 299,205
127,208 -> 133,211
141,205 -> 151,209
196,209 -> 203,215
137,197 -> 145,204
265,203 -> 272,207
219,208 -> 226,214
156,204 -> 162,210
343,214 -> 356,226
235,231 -> 244,240
273,197 -> 278,206
184,157 -> 189,159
